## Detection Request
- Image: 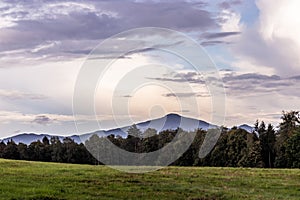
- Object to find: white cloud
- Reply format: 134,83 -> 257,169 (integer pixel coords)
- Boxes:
0,89 -> 47,100
220,10 -> 241,32
256,0 -> 300,75
257,0 -> 300,44
0,111 -> 73,124
229,0 -> 300,76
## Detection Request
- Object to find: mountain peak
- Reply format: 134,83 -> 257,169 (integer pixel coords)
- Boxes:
165,113 -> 181,118
238,124 -> 254,133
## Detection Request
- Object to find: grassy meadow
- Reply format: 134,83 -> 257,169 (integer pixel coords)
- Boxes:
0,159 -> 299,200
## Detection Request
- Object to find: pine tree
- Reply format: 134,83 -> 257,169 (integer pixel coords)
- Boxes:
275,111 -> 300,167
260,124 -> 276,168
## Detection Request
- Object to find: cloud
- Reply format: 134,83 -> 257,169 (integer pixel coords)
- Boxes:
101,1 -> 216,30
199,31 -> 240,46
163,92 -> 211,98
0,89 -> 47,100
163,92 -> 197,98
201,40 -> 230,46
122,95 -> 132,98
196,93 -> 211,97
0,0 -> 218,62
147,71 -> 206,84
290,75 -> 300,80
171,109 -> 190,113
229,0 -> 300,76
32,115 -> 54,125
124,41 -> 185,55
219,9 -> 241,32
222,72 -> 300,97
197,7 -> 242,47
0,111 -> 74,124
202,31 -> 241,39
151,70 -> 300,99
0,110 -> 136,125
218,0 -> 243,10
222,73 -> 280,82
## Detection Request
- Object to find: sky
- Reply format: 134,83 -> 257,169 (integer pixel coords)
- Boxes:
0,0 -> 300,138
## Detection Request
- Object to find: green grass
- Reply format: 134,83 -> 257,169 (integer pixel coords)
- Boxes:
0,159 -> 299,200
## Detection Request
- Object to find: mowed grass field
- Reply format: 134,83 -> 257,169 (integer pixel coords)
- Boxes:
0,159 -> 299,200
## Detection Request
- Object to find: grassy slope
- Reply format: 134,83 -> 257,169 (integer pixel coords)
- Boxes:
0,159 -> 299,200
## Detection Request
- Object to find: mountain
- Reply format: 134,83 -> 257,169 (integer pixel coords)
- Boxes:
87,113 -> 213,138
0,113 -> 254,144
238,124 -> 254,133
0,133 -> 81,145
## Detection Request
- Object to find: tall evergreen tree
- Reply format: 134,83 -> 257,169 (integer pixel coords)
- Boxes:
259,123 -> 276,168
275,111 -> 300,167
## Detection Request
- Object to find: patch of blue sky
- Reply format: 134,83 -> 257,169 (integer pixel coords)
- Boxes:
204,44 -> 237,71
239,1 -> 259,25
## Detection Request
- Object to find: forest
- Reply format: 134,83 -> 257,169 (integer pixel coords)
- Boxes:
0,111 -> 299,168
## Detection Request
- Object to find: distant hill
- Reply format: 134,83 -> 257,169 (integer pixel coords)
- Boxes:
0,133 -> 81,145
86,113 -> 213,139
238,124 -> 254,133
0,113 -> 253,144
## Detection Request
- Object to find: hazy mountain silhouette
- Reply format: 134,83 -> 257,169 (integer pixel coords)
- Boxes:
0,113 -> 253,144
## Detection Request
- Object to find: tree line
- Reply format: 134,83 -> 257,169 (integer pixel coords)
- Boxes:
0,136 -> 97,164
0,111 -> 299,168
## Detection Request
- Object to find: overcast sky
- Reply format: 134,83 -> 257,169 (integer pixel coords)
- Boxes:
0,0 -> 300,138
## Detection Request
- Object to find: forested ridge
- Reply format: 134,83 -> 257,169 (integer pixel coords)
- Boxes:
0,111 -> 299,168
